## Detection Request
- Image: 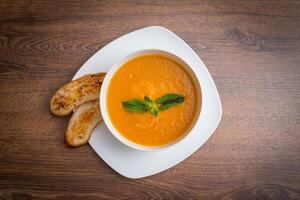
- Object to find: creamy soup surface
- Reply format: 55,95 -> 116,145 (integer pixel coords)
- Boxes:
107,54 -> 200,146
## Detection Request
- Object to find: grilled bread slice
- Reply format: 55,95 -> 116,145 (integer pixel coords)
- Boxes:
50,73 -> 105,116
65,100 -> 102,147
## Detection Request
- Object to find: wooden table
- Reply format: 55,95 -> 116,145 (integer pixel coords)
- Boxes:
1,1 -> 299,199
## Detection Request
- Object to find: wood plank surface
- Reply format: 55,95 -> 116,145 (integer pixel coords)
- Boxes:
0,0 -> 299,199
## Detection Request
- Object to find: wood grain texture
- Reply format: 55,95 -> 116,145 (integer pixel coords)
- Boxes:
0,0 -> 299,199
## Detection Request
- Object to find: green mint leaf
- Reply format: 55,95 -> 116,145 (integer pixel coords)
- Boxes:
122,93 -> 184,116
122,99 -> 149,113
155,93 -> 184,104
158,103 -> 175,111
155,93 -> 184,111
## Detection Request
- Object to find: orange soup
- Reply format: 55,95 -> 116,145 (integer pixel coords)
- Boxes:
107,54 -> 200,147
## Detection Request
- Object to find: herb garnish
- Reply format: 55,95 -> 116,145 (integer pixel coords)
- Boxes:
122,93 -> 184,116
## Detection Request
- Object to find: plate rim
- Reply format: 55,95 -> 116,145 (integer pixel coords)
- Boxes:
73,26 -> 222,178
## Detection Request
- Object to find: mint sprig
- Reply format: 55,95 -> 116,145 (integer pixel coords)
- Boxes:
122,93 -> 184,116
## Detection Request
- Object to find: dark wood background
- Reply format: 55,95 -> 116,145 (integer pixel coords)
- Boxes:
0,0 -> 299,199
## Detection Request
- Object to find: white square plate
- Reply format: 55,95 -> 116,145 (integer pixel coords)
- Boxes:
73,26 -> 222,179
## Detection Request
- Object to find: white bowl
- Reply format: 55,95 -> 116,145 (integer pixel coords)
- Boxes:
100,49 -> 202,151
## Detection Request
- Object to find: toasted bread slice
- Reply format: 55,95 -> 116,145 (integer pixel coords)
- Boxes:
65,100 -> 102,147
50,73 -> 105,116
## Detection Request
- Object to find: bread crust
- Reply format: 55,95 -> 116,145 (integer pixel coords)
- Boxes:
65,100 -> 102,147
50,73 -> 105,116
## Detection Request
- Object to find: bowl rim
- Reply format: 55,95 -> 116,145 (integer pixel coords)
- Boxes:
99,49 -> 202,151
